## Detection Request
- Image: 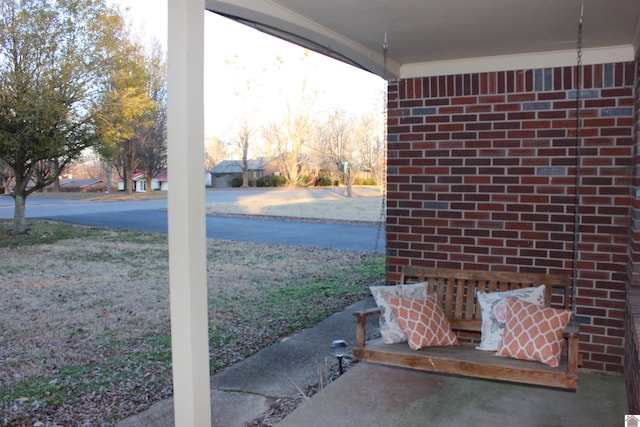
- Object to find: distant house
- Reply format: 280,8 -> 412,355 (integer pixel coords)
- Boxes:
627,416 -> 640,427
118,171 -> 168,192
209,157 -> 279,188
59,178 -> 106,193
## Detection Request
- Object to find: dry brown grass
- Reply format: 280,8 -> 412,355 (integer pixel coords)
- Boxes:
30,187 -> 387,223
207,195 -> 385,223
1,230 -> 169,381
0,216 -> 383,425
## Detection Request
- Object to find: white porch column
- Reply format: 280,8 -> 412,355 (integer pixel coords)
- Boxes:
167,0 -> 211,425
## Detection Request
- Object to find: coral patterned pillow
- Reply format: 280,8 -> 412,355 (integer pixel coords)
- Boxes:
476,285 -> 546,351
495,298 -> 572,367
370,283 -> 429,344
384,294 -> 459,350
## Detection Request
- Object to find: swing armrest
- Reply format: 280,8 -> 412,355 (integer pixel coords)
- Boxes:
564,319 -> 581,375
353,307 -> 381,348
353,307 -> 382,318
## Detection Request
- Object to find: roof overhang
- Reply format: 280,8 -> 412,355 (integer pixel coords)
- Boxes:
206,0 -> 640,80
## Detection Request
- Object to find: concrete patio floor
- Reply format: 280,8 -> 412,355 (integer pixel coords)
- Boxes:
118,296 -> 625,426
277,362 -> 625,427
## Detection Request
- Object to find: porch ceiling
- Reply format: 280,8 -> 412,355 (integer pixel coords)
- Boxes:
206,0 -> 640,79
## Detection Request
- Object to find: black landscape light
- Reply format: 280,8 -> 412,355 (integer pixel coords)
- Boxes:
330,339 -> 348,375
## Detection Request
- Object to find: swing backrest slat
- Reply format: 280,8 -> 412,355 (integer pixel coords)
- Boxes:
399,266 -> 573,337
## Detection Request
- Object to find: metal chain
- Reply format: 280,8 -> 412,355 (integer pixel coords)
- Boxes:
372,34 -> 388,276
382,33 -> 389,82
571,5 -> 584,314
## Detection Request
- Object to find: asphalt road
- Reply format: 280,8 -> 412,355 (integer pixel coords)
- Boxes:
0,192 -> 385,252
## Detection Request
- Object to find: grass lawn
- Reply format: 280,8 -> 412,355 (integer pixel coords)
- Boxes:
0,219 -> 384,425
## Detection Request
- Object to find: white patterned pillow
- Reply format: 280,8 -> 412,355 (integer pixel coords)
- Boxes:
476,285 -> 545,351
370,283 -> 428,344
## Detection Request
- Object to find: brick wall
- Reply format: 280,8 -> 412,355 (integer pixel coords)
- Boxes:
626,293 -> 640,412
386,62 -> 636,372
626,59 -> 640,412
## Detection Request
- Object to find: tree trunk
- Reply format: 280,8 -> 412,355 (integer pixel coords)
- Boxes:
51,178 -> 60,192
146,175 -> 153,192
12,194 -> 26,234
345,170 -> 353,197
242,170 -> 249,188
105,164 -> 112,193
50,158 -> 61,192
125,174 -> 134,194
242,154 -> 249,188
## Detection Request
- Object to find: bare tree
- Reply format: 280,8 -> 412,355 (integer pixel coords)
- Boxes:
235,115 -> 255,188
318,110 -> 357,196
138,123 -> 166,193
222,56 -> 263,187
112,138 -> 141,193
66,150 -> 111,182
102,160 -> 115,193
354,112 -> 386,191
204,135 -> 228,170
263,78 -> 316,187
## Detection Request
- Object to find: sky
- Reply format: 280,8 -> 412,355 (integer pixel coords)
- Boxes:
108,0 -> 386,142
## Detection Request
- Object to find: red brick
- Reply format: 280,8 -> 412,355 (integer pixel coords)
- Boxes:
466,105 -> 492,113
539,111 -> 567,119
494,103 -> 521,112
438,123 -> 465,132
451,96 -> 478,105
508,93 -> 535,102
522,120 -> 551,129
508,112 -> 536,120
507,130 -> 536,139
602,88 -> 633,97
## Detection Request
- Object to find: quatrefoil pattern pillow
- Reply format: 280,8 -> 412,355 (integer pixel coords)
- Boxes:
370,283 -> 429,344
495,298 -> 572,367
384,293 -> 459,350
476,285 -> 546,351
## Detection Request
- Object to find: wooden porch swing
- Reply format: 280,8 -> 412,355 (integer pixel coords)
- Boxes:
353,267 -> 580,389
352,8 -> 586,390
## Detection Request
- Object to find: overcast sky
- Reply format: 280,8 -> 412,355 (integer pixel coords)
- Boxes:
108,1 -> 386,140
